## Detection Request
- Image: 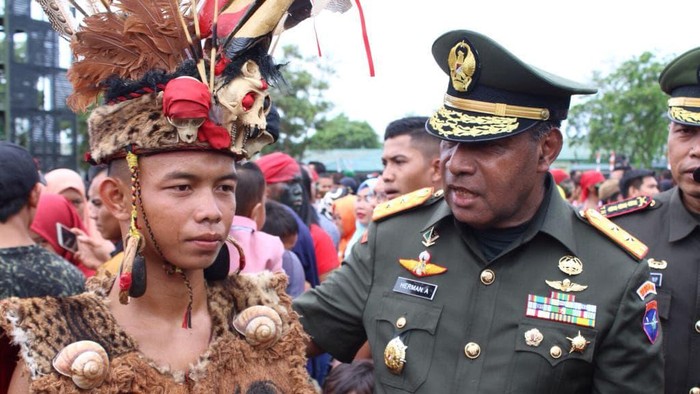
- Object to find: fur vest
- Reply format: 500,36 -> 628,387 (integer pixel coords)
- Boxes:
0,271 -> 315,393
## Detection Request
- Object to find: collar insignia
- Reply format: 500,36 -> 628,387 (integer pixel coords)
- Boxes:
421,227 -> 439,247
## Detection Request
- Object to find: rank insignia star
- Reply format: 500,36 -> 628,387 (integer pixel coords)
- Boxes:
422,227 -> 439,247
399,251 -> 447,277
566,331 -> 591,353
545,278 -> 588,292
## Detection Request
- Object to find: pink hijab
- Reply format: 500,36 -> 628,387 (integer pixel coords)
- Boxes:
44,168 -> 89,220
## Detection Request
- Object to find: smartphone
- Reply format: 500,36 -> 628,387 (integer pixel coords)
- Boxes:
56,222 -> 78,253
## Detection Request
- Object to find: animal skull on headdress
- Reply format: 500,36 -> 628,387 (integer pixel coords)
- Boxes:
215,60 -> 274,157
163,76 -> 210,144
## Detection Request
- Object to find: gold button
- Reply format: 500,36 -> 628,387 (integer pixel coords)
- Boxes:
550,345 -> 562,359
690,387 -> 700,394
396,317 -> 406,329
464,342 -> 481,359
695,320 -> 700,334
480,269 -> 495,285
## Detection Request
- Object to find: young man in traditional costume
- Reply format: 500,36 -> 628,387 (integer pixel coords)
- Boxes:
0,0 -> 342,391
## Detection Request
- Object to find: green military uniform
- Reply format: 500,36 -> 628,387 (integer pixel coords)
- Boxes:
294,29 -> 663,394
611,189 -> 700,393
607,46 -> 700,394
294,181 -> 662,393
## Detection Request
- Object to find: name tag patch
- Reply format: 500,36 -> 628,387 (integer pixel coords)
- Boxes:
393,277 -> 437,300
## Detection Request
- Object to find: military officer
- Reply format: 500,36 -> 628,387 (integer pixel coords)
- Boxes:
293,30 -> 663,393
607,47 -> 700,394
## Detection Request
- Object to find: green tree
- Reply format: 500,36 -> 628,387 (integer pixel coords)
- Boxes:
567,52 -> 669,168
309,114 -> 379,149
266,45 -> 334,158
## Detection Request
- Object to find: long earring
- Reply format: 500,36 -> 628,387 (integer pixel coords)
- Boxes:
118,150 -> 146,304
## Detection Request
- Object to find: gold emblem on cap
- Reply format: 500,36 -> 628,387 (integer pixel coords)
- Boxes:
647,258 -> 668,270
384,336 -> 407,375
566,331 -> 591,353
558,256 -> 583,276
524,328 -> 544,347
448,41 -> 476,92
545,278 -> 588,292
422,227 -> 439,247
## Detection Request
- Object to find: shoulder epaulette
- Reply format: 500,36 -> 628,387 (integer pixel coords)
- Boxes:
599,195 -> 657,218
372,187 -> 442,221
580,208 -> 648,260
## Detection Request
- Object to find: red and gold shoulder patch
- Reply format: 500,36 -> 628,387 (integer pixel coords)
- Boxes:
372,187 -> 438,221
599,195 -> 655,218
581,208 -> 649,260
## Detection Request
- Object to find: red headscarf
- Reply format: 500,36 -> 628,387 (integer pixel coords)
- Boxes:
30,193 -> 94,277
549,168 -> 570,185
579,170 -> 605,202
256,152 -> 301,184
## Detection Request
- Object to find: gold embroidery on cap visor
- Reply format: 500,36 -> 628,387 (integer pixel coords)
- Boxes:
448,41 -> 477,92
669,106 -> 700,124
428,106 -> 520,138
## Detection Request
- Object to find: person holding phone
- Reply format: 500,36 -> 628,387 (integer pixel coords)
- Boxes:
29,193 -> 95,277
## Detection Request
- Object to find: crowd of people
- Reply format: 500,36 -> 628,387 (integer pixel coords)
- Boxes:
0,2 -> 699,393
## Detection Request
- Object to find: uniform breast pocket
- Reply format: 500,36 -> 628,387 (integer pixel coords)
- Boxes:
373,292 -> 443,393
506,319 -> 598,393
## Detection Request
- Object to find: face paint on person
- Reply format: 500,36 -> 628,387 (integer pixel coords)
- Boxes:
267,176 -> 304,214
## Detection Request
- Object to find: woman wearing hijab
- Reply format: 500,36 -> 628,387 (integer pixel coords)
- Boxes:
343,178 -> 386,259
30,193 -> 96,277
45,168 -> 114,267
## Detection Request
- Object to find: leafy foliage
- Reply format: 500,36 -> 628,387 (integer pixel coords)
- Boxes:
309,114 -> 379,150
567,52 -> 670,168
266,45 -> 334,158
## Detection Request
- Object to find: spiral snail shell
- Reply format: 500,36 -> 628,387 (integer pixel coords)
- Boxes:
232,305 -> 283,348
52,340 -> 109,389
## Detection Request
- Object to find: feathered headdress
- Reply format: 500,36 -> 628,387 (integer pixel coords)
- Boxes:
34,0 -> 360,323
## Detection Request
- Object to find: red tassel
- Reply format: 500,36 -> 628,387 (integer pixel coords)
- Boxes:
119,272 -> 133,291
182,306 -> 192,329
354,0 -> 375,77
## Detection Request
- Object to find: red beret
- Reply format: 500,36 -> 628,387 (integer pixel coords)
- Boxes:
256,152 -> 301,184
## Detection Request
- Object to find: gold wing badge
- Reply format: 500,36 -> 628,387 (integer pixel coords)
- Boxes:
545,278 -> 588,292
448,41 -> 476,92
399,251 -> 447,278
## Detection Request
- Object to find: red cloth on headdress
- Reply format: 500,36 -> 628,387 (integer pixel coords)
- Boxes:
30,193 -> 95,277
163,77 -> 210,118
579,170 -> 605,202
549,168 -> 570,185
256,152 -> 301,184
